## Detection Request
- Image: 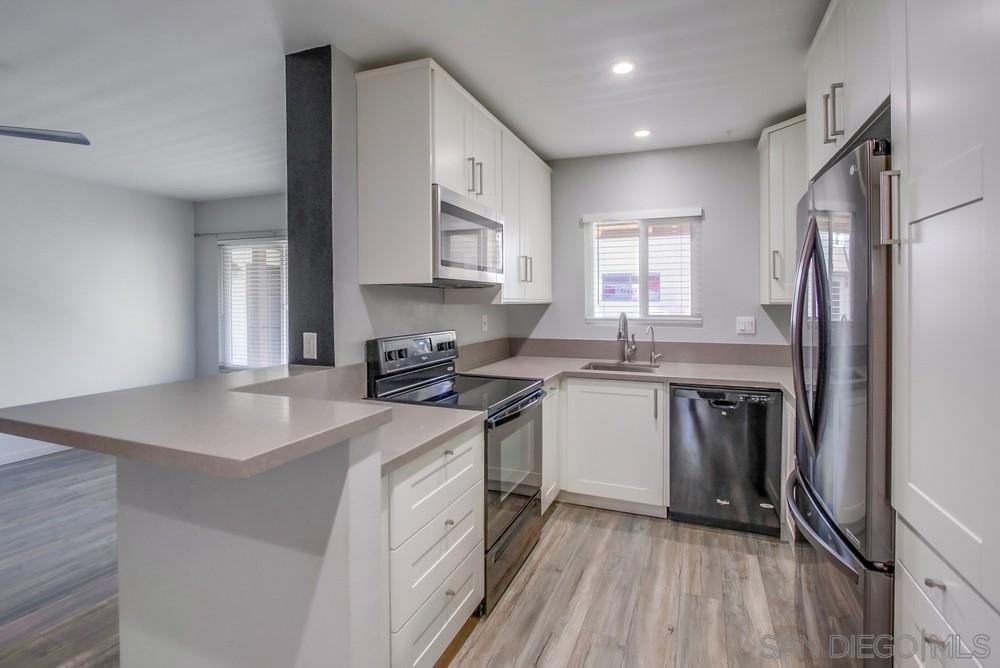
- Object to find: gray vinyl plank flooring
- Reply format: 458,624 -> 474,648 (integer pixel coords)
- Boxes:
451,503 -> 826,668
0,449 -> 118,668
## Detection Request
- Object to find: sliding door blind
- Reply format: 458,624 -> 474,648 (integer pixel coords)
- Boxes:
588,217 -> 702,322
219,240 -> 289,369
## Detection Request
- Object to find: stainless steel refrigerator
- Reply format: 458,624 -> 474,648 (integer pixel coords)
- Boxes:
786,119 -> 894,666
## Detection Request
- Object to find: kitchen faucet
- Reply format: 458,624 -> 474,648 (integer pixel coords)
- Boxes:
646,325 -> 663,365
617,312 -> 637,363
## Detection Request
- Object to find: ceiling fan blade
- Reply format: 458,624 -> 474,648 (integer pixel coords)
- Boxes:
0,125 -> 91,145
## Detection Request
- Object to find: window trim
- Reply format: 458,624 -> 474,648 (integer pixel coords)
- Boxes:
582,211 -> 704,327
217,236 -> 289,372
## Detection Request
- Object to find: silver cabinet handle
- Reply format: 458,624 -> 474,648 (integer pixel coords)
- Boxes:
444,519 -> 455,527
444,449 -> 454,456
528,256 -> 534,283
445,589 -> 456,598
829,82 -> 845,137
519,255 -> 528,282
924,577 -> 947,591
771,250 -> 781,280
476,161 -> 484,196
467,157 -> 476,192
879,170 -> 901,246
822,93 -> 835,144
653,388 -> 658,419
922,632 -> 946,648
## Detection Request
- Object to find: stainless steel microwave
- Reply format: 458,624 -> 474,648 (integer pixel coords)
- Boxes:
432,184 -> 503,287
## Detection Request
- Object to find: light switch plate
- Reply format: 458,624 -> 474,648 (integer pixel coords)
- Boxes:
303,332 -> 318,359
736,317 -> 756,335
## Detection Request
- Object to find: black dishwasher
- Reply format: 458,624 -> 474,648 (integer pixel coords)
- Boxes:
669,385 -> 782,536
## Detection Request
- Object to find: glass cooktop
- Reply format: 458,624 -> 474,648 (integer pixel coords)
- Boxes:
390,374 -> 540,414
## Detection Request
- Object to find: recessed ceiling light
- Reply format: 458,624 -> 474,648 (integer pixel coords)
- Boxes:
611,61 -> 635,75
634,129 -> 651,138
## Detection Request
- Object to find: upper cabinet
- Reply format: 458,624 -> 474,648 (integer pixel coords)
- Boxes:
805,0 -> 889,179
501,129 -> 552,303
758,114 -> 807,305
357,59 -> 549,290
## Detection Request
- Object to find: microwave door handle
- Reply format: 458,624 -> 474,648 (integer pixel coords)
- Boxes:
791,216 -> 819,462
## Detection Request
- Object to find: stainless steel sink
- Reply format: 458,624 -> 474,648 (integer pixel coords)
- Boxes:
581,361 -> 660,373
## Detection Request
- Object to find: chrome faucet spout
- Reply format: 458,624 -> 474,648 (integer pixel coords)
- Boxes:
617,312 -> 638,362
646,325 -> 663,365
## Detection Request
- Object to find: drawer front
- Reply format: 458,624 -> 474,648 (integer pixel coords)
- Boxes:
390,480 -> 484,632
389,427 -> 483,549
897,519 -> 1000,666
896,563 -> 985,667
391,540 -> 484,668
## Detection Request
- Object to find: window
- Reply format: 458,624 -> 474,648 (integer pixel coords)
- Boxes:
219,239 -> 288,370
585,216 -> 703,324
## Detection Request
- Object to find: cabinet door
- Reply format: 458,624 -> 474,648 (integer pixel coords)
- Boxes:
522,151 -> 552,302
761,120 -> 806,304
842,0 -> 889,138
432,72 -> 473,197
471,108 -> 502,210
500,130 -> 524,301
564,378 -> 665,507
806,0 -> 845,178
890,0 -> 998,606
541,384 -> 560,514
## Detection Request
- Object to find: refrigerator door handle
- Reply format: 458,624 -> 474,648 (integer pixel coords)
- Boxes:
791,216 -> 820,462
786,472 -> 863,584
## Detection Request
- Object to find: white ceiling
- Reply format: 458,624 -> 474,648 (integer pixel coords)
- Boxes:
0,0 -> 826,201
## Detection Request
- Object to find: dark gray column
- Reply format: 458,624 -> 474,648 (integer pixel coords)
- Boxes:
285,46 -> 335,366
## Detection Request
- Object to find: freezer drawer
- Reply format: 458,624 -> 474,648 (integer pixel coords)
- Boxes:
669,384 -> 783,536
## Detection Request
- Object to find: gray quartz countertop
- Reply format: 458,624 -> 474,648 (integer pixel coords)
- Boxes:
467,356 -> 795,398
371,401 -> 485,474
0,366 -> 392,478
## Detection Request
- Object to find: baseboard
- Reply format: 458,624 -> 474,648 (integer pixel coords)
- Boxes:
557,490 -> 668,519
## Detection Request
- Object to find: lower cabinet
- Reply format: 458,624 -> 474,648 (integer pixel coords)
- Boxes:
563,377 -> 666,508
382,426 -> 485,668
540,382 -> 560,514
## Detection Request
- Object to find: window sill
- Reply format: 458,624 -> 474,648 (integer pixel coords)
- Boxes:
585,316 -> 703,327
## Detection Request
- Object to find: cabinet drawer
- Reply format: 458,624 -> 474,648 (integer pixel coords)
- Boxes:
896,519 -> 999,665
896,563 -> 985,667
391,540 -> 484,668
390,480 -> 484,632
389,427 -> 483,549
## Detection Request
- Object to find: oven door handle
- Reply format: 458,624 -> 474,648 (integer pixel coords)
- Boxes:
487,389 -> 545,429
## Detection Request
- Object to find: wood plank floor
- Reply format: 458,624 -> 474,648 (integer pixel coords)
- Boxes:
0,449 -> 118,668
451,503 -> 829,668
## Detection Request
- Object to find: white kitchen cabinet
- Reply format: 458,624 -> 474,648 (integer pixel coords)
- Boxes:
563,378 -> 666,508
358,59 -> 506,285
758,114 -> 807,304
541,382 -> 560,514
890,0 -> 999,610
805,0 -> 889,179
805,0 -> 845,177
501,129 -> 552,303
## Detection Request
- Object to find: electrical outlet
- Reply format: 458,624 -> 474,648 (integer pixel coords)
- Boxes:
303,332 -> 318,359
736,317 -> 756,335
482,314 -> 488,333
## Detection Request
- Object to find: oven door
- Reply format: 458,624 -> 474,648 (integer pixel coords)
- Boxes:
433,184 -> 503,286
485,390 -> 543,550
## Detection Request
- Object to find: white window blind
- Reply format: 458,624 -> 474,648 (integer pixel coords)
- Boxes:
219,239 -> 288,370
585,217 -> 703,324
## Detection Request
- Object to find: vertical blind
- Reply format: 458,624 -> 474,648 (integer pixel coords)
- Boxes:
219,239 -> 288,370
587,217 -> 702,322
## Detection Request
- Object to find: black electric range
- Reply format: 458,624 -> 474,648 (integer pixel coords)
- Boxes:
366,331 -> 545,616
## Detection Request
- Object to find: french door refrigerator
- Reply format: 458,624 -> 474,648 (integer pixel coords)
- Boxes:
786,130 -> 894,666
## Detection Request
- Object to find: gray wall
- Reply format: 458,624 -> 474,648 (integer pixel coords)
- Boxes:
0,165 -> 195,465
330,47 -> 511,366
513,141 -> 790,345
193,194 -> 286,376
